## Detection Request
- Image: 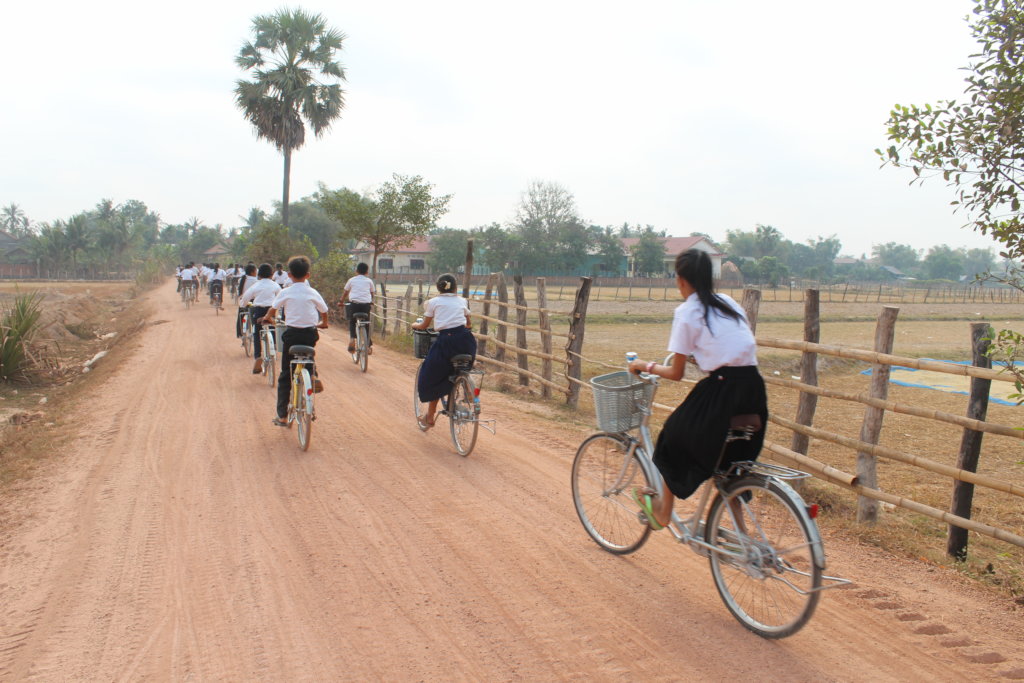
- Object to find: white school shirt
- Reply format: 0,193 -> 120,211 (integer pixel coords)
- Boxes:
272,280 -> 328,328
240,278 -> 281,307
273,271 -> 292,287
667,293 -> 757,372
236,274 -> 257,301
344,275 -> 374,303
209,268 -> 226,281
180,268 -> 195,281
424,294 -> 470,331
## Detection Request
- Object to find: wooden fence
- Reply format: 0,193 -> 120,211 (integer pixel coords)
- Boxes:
368,274 -> 593,406
369,274 -> 1023,556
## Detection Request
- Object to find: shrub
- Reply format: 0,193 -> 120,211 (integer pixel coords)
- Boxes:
311,250 -> 355,319
0,290 -> 44,381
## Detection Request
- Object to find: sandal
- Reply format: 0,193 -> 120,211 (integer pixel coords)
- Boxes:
272,417 -> 288,427
631,488 -> 665,530
417,415 -> 436,430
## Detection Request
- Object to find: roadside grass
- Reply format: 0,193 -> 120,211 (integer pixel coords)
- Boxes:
0,283 -> 147,495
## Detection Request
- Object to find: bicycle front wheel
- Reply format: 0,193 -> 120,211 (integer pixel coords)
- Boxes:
413,362 -> 431,431
295,369 -> 312,451
243,324 -> 252,357
448,374 -> 478,456
705,476 -> 822,639
571,433 -> 652,554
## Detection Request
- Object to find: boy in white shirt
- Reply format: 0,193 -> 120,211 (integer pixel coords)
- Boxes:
240,263 -> 282,373
260,256 -> 329,426
272,263 -> 291,287
338,262 -> 374,354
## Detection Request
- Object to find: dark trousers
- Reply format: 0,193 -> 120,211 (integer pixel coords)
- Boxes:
277,326 -> 319,418
347,302 -> 372,345
209,281 -> 223,302
417,326 -> 477,402
251,306 -> 271,358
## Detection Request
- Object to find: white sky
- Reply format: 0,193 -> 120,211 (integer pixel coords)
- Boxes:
1,0 -> 1002,258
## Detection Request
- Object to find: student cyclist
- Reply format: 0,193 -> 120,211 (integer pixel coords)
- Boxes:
179,263 -> 197,299
626,249 -> 767,530
208,263 -> 227,307
410,273 -> 476,429
272,263 -> 291,287
240,263 -> 282,373
260,256 -> 329,426
235,264 -> 257,338
338,262 -> 374,355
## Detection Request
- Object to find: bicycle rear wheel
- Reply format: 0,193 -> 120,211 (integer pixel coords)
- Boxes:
295,368 -> 312,451
413,362 -> 431,431
357,326 -> 368,373
263,331 -> 276,388
243,321 -> 252,357
448,374 -> 478,456
571,433 -> 652,554
705,476 -> 822,638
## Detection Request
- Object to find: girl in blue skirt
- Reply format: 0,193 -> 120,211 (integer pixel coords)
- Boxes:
411,274 -> 477,429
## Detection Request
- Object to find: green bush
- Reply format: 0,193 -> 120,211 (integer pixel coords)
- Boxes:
311,250 -> 355,319
0,290 -> 44,381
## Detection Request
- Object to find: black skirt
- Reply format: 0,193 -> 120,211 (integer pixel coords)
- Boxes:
417,326 -> 477,402
652,365 -> 768,499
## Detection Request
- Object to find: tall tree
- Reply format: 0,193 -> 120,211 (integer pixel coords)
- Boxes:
317,174 -> 451,277
510,180 -> 592,273
235,9 -> 347,229
427,228 -> 472,274
632,228 -> 666,276
873,242 -> 921,273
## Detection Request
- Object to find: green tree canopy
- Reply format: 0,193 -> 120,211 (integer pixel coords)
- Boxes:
317,174 -> 451,277
427,228 -> 473,274
235,9 -> 347,228
632,228 -> 666,276
873,242 -> 921,273
879,0 -> 1023,261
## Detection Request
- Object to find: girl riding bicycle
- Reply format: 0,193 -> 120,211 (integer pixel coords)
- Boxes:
411,273 -> 476,429
626,248 -> 767,529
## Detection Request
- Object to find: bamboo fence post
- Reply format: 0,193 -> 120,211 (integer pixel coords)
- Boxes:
397,284 -> 412,336
948,322 -> 993,560
496,273 -> 509,363
537,277 -> 553,399
462,238 -> 474,298
856,305 -> 899,523
790,289 -> 821,463
741,288 -> 762,333
478,273 -> 496,356
513,275 -> 530,386
627,279 -> 633,302
565,277 -> 593,408
380,283 -> 389,340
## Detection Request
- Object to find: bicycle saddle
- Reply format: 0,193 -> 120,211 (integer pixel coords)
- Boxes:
727,413 -> 762,441
352,312 -> 369,321
450,354 -> 473,369
289,345 -> 316,358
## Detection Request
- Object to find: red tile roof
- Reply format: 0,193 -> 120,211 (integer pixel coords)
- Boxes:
351,236 -> 432,254
620,235 -> 722,256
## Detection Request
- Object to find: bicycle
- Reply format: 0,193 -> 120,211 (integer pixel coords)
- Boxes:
182,282 -> 197,310
350,311 -> 370,373
570,359 -> 848,639
281,344 -> 316,451
412,330 -> 495,456
240,305 -> 253,358
260,320 -> 277,387
210,283 -> 223,315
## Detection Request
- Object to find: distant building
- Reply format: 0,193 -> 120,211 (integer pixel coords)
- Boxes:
351,237 -> 432,275
203,243 -> 232,261
620,235 -> 724,278
0,230 -> 30,264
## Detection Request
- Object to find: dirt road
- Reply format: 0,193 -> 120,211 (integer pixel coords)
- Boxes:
1,282 -> 1022,681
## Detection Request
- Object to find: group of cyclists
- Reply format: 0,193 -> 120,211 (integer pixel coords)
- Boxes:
191,247 -> 766,523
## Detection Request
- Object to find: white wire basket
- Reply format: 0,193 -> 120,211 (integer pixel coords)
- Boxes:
590,371 -> 655,433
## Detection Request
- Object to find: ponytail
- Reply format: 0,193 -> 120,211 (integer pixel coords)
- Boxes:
674,249 -> 742,332
436,273 -> 458,293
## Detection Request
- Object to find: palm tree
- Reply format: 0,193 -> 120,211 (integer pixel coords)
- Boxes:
239,206 -> 266,231
235,9 -> 347,229
64,214 -> 91,274
2,203 -> 29,237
